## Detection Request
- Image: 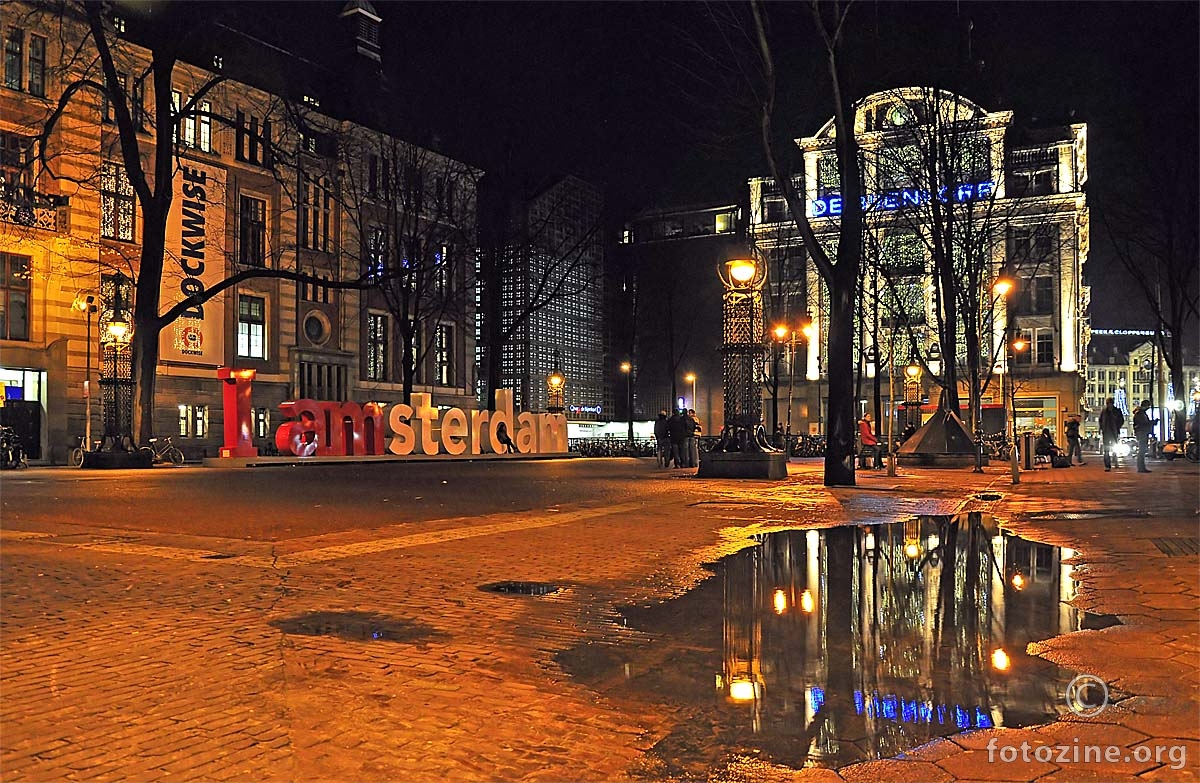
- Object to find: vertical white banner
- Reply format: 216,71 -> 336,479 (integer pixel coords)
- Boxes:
160,161 -> 226,365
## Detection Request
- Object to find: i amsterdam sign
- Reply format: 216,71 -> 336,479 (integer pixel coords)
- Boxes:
809,181 -> 996,218
217,368 -> 567,459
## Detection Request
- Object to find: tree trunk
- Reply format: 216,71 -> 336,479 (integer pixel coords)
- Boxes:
825,278 -> 857,486
130,206 -> 169,446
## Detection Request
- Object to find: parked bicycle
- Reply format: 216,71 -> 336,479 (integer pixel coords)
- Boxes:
0,425 -> 28,470
139,436 -> 185,466
69,435 -> 103,468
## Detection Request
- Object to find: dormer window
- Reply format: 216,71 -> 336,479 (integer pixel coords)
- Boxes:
212,55 -> 223,70
302,94 -> 320,108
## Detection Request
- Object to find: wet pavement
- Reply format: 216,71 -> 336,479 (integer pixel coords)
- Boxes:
0,454 -> 1197,782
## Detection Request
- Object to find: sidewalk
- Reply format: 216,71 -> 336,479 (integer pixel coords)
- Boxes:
1,453 -> 1196,782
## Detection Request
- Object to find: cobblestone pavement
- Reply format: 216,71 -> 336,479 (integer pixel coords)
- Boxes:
1,455 -> 1197,782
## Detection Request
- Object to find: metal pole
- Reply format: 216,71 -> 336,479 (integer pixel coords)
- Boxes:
626,370 -> 633,446
1009,349 -> 1019,484
785,337 -> 796,434
85,309 -> 92,451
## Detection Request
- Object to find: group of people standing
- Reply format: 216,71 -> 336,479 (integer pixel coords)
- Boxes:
654,409 -> 702,468
1099,396 -> 1157,473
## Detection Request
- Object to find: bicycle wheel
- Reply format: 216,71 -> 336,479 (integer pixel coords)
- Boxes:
166,447 -> 185,466
70,447 -> 85,468
138,445 -> 155,463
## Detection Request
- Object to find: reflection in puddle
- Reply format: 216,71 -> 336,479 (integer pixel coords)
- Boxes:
271,610 -> 439,644
560,513 -> 1101,774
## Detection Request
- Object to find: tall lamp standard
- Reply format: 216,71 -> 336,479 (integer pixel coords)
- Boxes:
992,276 -> 1017,484
620,361 -> 633,447
771,324 -> 789,434
716,257 -> 767,451
99,272 -> 133,452
72,294 -> 97,455
1007,330 -> 1028,484
685,372 -> 697,411
546,365 -> 565,415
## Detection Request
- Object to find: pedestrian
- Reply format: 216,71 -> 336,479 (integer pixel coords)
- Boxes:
686,409 -> 702,468
666,409 -> 689,468
857,413 -> 880,470
1132,399 -> 1157,473
1064,415 -> 1084,464
653,410 -> 670,467
1098,397 -> 1124,471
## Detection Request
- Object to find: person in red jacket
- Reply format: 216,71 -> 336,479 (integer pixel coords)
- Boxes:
858,413 -> 881,469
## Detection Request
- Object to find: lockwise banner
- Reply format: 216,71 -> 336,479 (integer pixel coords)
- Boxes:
160,162 -> 226,365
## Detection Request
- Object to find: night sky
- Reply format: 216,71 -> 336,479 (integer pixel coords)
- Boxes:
244,1 -> 1198,331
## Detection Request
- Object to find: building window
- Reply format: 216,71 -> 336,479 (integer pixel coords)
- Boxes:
365,226 -> 387,280
302,276 -> 330,304
366,312 -> 388,381
298,361 -> 347,401
4,28 -> 22,91
177,404 -> 209,437
238,195 -> 266,267
1018,328 -> 1055,366
235,110 -> 272,166
27,34 -> 44,97
173,91 -> 212,152
100,161 -> 135,241
300,173 -> 332,252
254,407 -> 270,439
1,252 -> 30,340
1015,275 -> 1054,315
435,323 -> 452,386
237,295 -> 266,359
1,131 -> 32,198
435,244 -> 450,297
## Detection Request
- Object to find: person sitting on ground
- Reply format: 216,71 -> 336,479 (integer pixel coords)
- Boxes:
1034,428 -> 1063,460
495,421 -> 516,454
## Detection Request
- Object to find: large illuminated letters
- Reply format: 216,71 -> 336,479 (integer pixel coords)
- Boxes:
216,366 -> 567,459
217,367 -> 258,457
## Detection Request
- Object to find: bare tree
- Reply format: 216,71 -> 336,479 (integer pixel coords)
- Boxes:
26,1 -> 374,446
751,0 -> 864,486
320,124 -> 479,404
1100,137 -> 1199,442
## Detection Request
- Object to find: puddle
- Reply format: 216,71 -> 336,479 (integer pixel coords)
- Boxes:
479,581 -> 561,596
1026,509 -> 1150,520
559,513 -> 1098,774
270,610 -> 440,643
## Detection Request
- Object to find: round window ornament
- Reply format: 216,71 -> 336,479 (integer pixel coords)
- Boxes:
304,312 -> 329,345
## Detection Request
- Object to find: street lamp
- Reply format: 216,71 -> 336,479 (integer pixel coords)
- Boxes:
992,276 -> 1017,482
715,257 -> 768,452
620,360 -> 633,446
771,323 -> 789,434
684,372 -> 697,411
72,294 -> 97,456
1006,329 -> 1027,484
546,365 -> 565,415
904,359 -> 922,434
100,272 -> 134,452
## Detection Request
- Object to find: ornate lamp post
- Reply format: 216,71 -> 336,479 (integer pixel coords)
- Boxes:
684,372 -> 697,411
903,359 -> 922,433
992,276 -> 1017,483
546,365 -> 565,415
620,360 -> 633,446
771,323 -> 789,434
1008,329 -> 1028,484
699,257 -> 785,479
99,272 -> 134,453
717,258 -> 767,451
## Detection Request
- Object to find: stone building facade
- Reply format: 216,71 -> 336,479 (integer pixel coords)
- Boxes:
749,87 -> 1089,443
0,1 -> 477,462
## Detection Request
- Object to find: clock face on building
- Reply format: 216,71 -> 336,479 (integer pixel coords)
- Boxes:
888,104 -> 912,126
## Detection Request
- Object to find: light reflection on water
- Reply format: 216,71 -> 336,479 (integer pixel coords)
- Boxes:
560,512 -> 1099,774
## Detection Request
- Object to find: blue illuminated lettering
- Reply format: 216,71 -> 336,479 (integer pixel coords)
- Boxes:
807,181 -> 995,218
